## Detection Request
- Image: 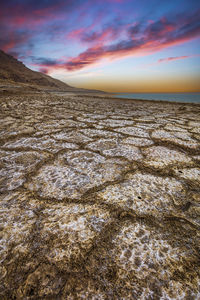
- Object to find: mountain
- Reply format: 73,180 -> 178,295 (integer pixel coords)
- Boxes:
0,50 -> 104,93
0,50 -> 73,90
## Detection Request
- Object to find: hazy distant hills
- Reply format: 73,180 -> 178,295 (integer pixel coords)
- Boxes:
0,50 -> 104,93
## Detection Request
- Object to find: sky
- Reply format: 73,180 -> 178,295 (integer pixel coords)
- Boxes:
0,0 -> 200,92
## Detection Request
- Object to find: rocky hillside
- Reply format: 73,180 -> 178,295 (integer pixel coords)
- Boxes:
0,50 -> 92,92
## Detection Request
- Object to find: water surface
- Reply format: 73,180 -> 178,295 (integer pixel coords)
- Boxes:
114,93 -> 200,104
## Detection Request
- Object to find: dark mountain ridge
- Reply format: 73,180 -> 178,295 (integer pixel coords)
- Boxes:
0,50 -> 104,93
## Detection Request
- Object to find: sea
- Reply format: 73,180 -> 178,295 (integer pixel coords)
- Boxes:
114,93 -> 200,104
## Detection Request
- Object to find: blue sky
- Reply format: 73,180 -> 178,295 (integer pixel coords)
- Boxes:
0,0 -> 200,92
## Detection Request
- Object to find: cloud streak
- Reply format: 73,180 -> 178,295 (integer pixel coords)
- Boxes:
158,55 -> 190,63
0,0 -> 200,77
49,11 -> 200,71
0,0 -> 85,55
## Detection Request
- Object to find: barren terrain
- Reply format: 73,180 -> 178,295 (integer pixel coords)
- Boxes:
0,92 -> 200,299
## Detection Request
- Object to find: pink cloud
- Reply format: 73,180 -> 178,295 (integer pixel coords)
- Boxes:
158,54 -> 200,63
60,12 -> 200,71
158,55 -> 190,63
0,1 -> 68,30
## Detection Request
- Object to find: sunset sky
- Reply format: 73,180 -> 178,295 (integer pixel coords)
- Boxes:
0,0 -> 200,92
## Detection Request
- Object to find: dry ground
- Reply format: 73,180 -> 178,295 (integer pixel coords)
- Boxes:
0,93 -> 200,299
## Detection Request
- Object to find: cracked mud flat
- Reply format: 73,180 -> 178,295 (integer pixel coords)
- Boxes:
0,93 -> 200,299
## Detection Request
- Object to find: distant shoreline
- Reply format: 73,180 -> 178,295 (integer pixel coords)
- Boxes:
113,92 -> 200,104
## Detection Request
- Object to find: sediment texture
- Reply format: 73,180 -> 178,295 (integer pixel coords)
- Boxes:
0,94 -> 200,299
